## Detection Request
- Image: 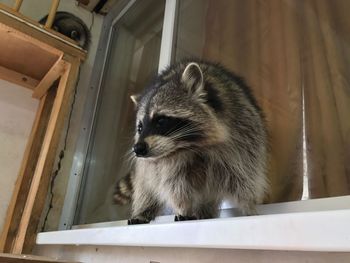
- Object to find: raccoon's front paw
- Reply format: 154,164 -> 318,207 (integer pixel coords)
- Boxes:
174,215 -> 197,221
127,218 -> 150,225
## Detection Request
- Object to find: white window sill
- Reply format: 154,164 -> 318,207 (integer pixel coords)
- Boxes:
37,208 -> 350,252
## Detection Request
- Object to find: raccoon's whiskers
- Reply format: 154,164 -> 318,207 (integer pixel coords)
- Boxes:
168,127 -> 202,141
166,123 -> 202,140
123,149 -> 136,165
179,145 -> 202,156
165,122 -> 199,137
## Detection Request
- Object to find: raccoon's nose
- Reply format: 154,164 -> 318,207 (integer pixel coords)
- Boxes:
133,142 -> 148,157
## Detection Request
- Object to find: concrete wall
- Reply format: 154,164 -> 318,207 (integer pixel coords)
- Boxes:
0,80 -> 38,232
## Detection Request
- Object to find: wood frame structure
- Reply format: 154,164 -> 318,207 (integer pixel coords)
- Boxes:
0,1 -> 86,255
0,253 -> 79,263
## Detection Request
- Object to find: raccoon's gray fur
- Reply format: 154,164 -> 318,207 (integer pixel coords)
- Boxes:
114,170 -> 134,205
115,59 -> 268,224
39,12 -> 91,50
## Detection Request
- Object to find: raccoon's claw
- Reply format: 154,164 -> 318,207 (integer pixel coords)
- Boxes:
174,215 -> 197,221
127,218 -> 150,225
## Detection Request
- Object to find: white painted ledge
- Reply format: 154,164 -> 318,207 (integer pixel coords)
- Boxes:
37,209 -> 350,252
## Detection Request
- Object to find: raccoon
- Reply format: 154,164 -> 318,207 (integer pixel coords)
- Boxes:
114,59 -> 269,224
113,170 -> 134,205
39,12 -> 91,50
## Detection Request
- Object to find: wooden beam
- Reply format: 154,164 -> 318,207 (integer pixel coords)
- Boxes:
11,64 -> 71,254
0,4 -> 77,48
6,57 -> 80,254
0,87 -> 57,253
45,0 -> 60,29
0,253 -> 79,263
13,0 -> 23,12
0,21 -> 63,61
0,4 -> 82,253
0,65 -> 39,90
32,55 -> 65,99
0,3 -> 77,48
22,57 -> 80,254
0,5 -> 86,60
0,22 -> 63,81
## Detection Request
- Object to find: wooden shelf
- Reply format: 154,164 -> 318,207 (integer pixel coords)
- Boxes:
0,22 -> 62,89
0,3 -> 83,255
0,5 -> 86,59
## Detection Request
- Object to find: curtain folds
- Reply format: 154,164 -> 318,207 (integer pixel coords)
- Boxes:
192,0 -> 350,202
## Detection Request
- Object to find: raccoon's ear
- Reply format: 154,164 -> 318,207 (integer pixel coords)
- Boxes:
181,62 -> 204,97
130,94 -> 140,106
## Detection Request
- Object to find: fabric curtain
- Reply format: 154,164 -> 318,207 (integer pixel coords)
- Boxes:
200,0 -> 350,202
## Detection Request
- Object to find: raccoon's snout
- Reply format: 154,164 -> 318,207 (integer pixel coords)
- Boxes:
133,142 -> 149,157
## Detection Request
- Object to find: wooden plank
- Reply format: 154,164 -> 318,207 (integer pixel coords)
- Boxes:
45,0 -> 60,29
0,5 -> 83,253
0,253 -> 79,263
0,3 -> 78,48
23,57 -> 80,254
11,64 -> 71,254
7,57 -> 80,254
0,15 -> 63,58
33,56 -> 65,99
13,0 -> 23,12
0,87 -> 57,253
0,96 -> 47,252
0,22 -> 62,80
0,65 -> 39,90
0,5 -> 86,60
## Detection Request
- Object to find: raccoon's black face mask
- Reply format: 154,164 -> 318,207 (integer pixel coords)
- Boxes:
133,114 -> 203,157
131,62 -> 228,159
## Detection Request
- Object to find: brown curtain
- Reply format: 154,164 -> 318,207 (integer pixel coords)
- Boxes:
301,0 -> 350,198
194,0 -> 350,202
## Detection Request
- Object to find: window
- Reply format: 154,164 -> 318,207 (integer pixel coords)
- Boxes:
57,0 -> 350,232
71,0 -> 166,225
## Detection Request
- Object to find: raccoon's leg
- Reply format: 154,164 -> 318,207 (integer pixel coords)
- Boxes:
129,191 -> 161,225
193,199 -> 220,219
174,215 -> 197,221
174,200 -> 219,221
235,175 -> 267,216
235,199 -> 258,216
234,188 -> 259,216
171,196 -> 197,221
172,188 -> 218,221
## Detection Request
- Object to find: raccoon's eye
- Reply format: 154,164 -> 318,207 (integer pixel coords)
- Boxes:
155,117 -> 168,128
137,122 -> 143,133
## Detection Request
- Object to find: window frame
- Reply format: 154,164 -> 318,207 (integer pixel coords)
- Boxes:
42,0 -> 350,252
58,0 -> 176,231
37,205 -> 350,251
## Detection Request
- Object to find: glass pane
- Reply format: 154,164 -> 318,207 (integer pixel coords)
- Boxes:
75,0 -> 165,225
174,0 -> 350,203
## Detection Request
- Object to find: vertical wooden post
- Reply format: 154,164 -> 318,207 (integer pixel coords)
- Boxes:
0,86 -> 57,254
45,0 -> 60,29
0,56 -> 80,254
25,57 -> 79,254
0,96 -> 46,253
13,0 -> 23,12
10,63 -> 71,254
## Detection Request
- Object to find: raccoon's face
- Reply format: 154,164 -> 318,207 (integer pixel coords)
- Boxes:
131,62 -> 228,159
